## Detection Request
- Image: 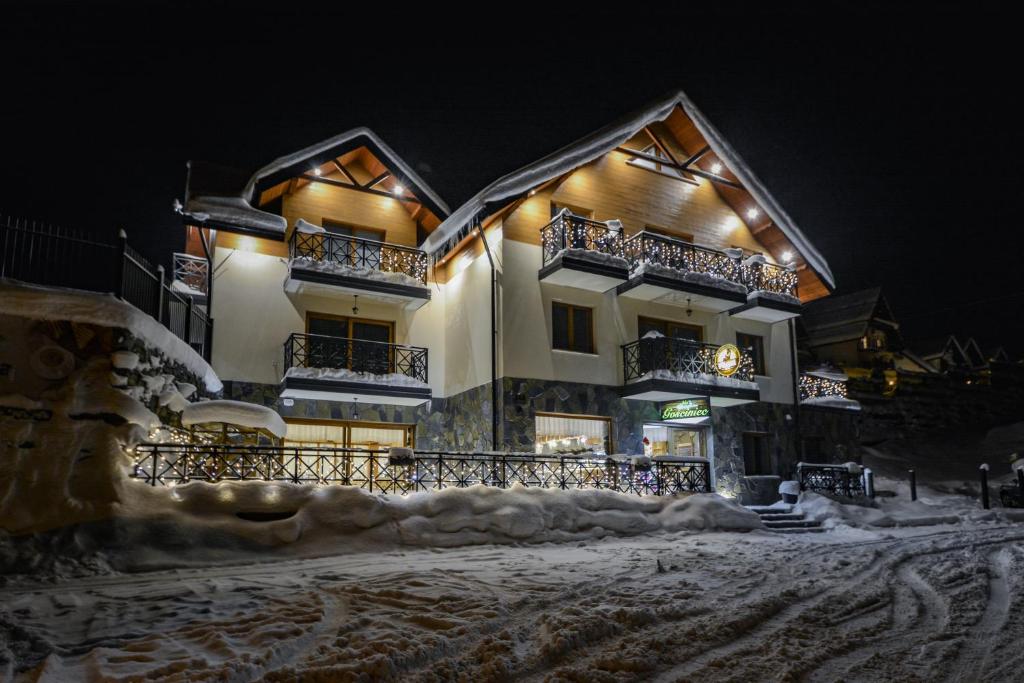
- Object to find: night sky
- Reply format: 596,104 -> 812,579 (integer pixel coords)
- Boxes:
3,5 -> 1020,354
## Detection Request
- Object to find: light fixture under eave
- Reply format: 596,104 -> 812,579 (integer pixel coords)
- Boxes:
313,167 -> 321,176
352,294 -> 359,316
781,250 -> 794,263
746,208 -> 759,220
393,184 -> 405,196
710,162 -> 723,174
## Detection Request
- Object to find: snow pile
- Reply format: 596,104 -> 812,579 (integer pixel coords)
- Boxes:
294,218 -> 326,234
100,485 -> 761,569
633,261 -> 747,294
290,257 -> 426,288
628,368 -> 759,389
183,195 -> 287,234
181,400 -> 287,438
0,281 -> 221,393
169,279 -> 205,298
798,492 -> 961,529
285,366 -> 429,389
554,247 -> 629,271
641,330 -> 665,339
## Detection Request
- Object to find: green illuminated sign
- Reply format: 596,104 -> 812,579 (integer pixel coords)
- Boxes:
661,398 -> 711,421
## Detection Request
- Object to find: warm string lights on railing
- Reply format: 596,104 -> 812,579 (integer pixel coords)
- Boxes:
799,374 -> 849,401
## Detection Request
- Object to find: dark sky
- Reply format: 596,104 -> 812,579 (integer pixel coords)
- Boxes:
3,5 -> 1021,354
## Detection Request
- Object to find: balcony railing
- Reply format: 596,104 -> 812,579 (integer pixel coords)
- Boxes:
289,230 -> 428,286
623,230 -> 743,284
129,444 -> 713,494
284,332 -> 428,383
799,373 -> 849,402
172,252 -> 208,296
540,214 -> 624,266
743,260 -> 799,299
623,336 -> 755,383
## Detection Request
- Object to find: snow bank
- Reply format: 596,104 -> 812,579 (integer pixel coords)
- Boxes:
184,195 -> 287,234
181,400 -> 287,438
554,248 -> 629,270
800,396 -> 862,411
633,261 -> 747,293
798,492 -> 960,529
294,218 -> 325,234
103,485 -> 761,569
0,281 -> 221,393
285,366 -> 429,389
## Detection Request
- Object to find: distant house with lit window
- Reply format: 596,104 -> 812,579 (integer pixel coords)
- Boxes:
171,91 -> 856,501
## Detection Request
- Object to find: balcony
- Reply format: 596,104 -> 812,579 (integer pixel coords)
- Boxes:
284,231 -> 430,309
620,335 -> 760,406
617,231 -> 748,312
280,332 -> 431,406
538,213 -> 629,291
799,370 -> 861,411
729,257 -> 801,323
171,252 -> 209,300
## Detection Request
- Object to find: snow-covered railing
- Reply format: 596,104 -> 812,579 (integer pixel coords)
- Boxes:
128,445 -> 713,494
799,372 -> 849,402
540,214 -> 624,266
622,336 -> 755,383
289,230 -> 428,286
623,230 -> 743,284
742,260 -> 798,299
172,252 -> 208,296
796,462 -> 865,498
0,214 -> 213,361
284,332 -> 428,383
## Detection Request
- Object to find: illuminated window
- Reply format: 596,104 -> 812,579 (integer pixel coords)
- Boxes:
535,413 -> 610,455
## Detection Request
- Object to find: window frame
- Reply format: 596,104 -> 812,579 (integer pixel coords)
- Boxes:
305,311 -> 394,343
638,316 -> 703,342
736,331 -> 766,376
535,411 -> 613,454
551,301 -> 596,354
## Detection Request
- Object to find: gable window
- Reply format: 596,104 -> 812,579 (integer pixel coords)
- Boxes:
638,316 -> 702,342
736,332 -> 766,376
552,302 -> 594,354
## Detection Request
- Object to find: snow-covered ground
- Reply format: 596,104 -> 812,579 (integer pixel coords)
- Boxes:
3,491 -> 1024,682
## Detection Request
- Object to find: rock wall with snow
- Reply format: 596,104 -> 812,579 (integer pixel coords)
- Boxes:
0,312 -> 217,535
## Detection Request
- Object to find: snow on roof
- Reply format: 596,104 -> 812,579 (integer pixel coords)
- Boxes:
242,127 -> 450,218
183,195 -> 288,235
801,287 -> 890,346
420,90 -> 835,290
181,400 -> 287,438
0,280 -> 222,393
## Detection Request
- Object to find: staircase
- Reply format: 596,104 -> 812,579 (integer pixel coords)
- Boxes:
746,504 -> 825,533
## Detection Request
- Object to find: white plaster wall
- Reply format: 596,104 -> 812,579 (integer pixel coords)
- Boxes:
501,240 -> 796,404
210,246 -> 447,396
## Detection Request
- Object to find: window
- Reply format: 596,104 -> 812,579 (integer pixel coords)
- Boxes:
322,219 -> 385,242
535,413 -> 611,455
736,332 -> 766,375
639,316 -> 702,342
742,433 -> 771,476
305,313 -> 394,374
552,302 -> 594,353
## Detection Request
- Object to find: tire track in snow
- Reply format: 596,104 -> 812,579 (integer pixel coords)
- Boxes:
946,546 -> 1014,683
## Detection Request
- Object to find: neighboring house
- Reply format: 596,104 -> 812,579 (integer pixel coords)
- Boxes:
171,90 -> 849,494
916,335 -> 973,375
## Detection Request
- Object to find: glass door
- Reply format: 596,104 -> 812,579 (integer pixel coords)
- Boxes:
350,320 -> 392,374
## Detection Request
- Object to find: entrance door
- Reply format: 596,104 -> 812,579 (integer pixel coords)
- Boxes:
351,320 -> 392,375
742,433 -> 770,475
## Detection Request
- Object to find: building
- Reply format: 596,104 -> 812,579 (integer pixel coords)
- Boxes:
172,91 -> 851,497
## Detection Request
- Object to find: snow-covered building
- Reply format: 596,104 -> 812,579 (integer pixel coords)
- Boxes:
172,91 -> 850,496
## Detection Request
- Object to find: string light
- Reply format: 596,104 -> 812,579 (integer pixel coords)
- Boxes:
799,374 -> 849,401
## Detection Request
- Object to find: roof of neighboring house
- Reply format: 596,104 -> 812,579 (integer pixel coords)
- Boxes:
915,335 -> 972,369
419,89 -> 835,291
181,127 -> 450,237
961,337 -> 989,369
800,287 -> 902,348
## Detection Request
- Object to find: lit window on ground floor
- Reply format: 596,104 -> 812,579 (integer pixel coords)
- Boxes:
535,413 -> 610,456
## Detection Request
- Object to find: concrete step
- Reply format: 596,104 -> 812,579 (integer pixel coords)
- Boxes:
746,505 -> 793,515
759,512 -> 805,521
772,526 -> 827,534
763,519 -> 821,529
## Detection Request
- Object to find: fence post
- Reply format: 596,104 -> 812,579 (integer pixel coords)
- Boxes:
185,295 -> 194,346
156,264 -> 166,324
980,464 -> 990,510
204,317 -> 214,363
151,448 -> 158,487
1017,466 -> 1024,493
704,462 -> 712,492
909,469 -> 917,501
114,229 -> 127,298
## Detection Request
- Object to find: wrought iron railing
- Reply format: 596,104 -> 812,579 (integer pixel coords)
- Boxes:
172,252 -> 209,296
623,230 -> 743,284
797,463 -> 865,498
129,444 -> 713,494
289,230 -> 428,286
623,336 -> 755,383
540,213 -> 624,266
743,260 -> 798,299
799,373 -> 850,402
1,215 -> 212,361
284,332 -> 428,383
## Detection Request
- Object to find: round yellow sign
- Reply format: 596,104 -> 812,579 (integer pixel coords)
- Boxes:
714,343 -> 742,377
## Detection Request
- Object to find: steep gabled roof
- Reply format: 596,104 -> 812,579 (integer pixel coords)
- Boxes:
800,287 -> 901,347
961,337 -> 988,369
421,89 -> 834,291
916,335 -> 971,368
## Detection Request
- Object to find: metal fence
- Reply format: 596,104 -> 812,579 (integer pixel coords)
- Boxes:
797,463 -> 865,498
540,213 -> 624,266
283,332 -> 428,382
289,230 -> 429,285
623,230 -> 743,284
173,252 -> 209,295
129,444 -> 714,494
623,336 -> 755,383
1,214 -> 212,360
